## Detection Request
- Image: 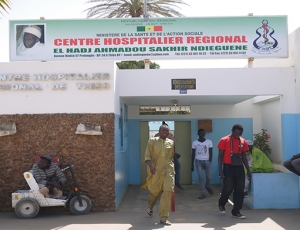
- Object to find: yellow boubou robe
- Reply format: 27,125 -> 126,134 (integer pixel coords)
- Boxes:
144,137 -> 175,193
144,137 -> 175,221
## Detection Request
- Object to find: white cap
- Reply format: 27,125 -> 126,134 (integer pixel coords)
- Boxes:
23,25 -> 42,38
246,140 -> 253,146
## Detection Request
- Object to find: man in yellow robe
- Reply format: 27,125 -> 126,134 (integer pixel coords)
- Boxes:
145,124 -> 174,226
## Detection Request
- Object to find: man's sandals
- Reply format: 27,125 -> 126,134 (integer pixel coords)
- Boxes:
147,208 -> 153,217
160,219 -> 172,225
147,208 -> 172,225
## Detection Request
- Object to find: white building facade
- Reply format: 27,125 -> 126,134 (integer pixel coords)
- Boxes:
1,22 -> 300,210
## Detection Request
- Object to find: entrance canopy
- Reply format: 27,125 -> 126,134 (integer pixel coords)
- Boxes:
117,67 -> 294,113
121,95 -> 257,106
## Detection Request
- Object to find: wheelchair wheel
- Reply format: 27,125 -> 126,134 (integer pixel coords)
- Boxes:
69,195 -> 92,215
15,198 -> 40,219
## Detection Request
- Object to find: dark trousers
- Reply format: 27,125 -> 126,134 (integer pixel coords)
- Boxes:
174,158 -> 180,184
218,164 -> 245,214
283,158 -> 300,176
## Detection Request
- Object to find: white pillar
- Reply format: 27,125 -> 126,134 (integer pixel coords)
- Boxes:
247,13 -> 253,68
144,59 -> 150,69
248,58 -> 254,68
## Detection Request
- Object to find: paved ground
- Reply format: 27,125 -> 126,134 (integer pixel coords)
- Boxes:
1,185 -> 300,230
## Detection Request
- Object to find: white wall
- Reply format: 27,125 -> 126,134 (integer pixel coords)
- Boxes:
253,98 -> 282,163
118,68 -> 294,96
129,99 -> 254,119
118,67 -> 295,113
260,99 -> 282,163
252,103 -> 262,134
192,99 -> 254,118
253,28 -> 300,114
291,29 -> 300,113
0,61 -> 115,114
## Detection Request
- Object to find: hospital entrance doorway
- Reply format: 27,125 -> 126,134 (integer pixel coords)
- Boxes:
140,121 -> 192,185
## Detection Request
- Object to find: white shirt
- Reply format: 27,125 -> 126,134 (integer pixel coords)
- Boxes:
16,42 -> 45,57
192,139 -> 213,160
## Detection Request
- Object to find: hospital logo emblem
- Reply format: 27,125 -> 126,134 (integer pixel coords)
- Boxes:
252,20 -> 280,55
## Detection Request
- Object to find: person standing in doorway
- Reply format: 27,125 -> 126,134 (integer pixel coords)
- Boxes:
217,124 -> 251,219
174,148 -> 183,189
155,121 -> 182,189
191,129 -> 213,199
145,123 -> 175,226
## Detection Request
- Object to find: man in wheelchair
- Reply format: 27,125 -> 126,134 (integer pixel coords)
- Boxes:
32,155 -> 67,199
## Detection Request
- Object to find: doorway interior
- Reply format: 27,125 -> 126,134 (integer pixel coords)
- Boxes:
139,121 -> 192,185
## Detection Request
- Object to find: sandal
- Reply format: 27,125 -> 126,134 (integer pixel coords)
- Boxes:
160,219 -> 172,225
147,207 -> 153,217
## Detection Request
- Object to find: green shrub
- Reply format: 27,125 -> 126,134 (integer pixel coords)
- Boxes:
253,129 -> 271,158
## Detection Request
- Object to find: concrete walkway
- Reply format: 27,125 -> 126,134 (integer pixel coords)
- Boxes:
1,185 -> 300,230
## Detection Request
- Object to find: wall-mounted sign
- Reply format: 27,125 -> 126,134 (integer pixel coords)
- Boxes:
9,16 -> 288,61
172,79 -> 196,90
0,73 -> 110,91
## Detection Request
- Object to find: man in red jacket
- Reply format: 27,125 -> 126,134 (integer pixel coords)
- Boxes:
217,124 -> 251,219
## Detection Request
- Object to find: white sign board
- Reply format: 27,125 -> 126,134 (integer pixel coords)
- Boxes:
9,16 -> 288,61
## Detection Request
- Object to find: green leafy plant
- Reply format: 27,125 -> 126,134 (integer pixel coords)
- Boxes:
253,129 -> 271,158
116,60 -> 160,69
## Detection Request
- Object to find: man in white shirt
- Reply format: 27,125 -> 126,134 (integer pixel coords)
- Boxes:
191,129 -> 213,199
16,25 -> 45,56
